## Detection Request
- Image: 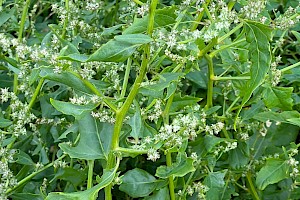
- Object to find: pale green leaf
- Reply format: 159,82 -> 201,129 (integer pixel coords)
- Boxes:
236,21 -> 272,122
50,98 -> 97,119
155,153 -> 195,178
256,158 -> 289,190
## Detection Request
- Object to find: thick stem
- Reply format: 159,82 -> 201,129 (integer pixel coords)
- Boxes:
246,172 -> 261,200
105,0 -> 159,199
198,38 -> 217,58
205,55 -> 214,108
87,160 -> 94,189
166,152 -> 176,200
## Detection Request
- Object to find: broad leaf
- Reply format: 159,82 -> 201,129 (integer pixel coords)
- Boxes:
40,68 -> 93,94
263,86 -> 293,110
228,142 -> 249,169
59,113 -> 113,160
15,151 -> 35,165
119,168 -> 158,198
253,111 -> 300,125
123,6 -> 176,34
0,8 -> 16,27
46,165 -> 117,200
204,171 -> 227,200
50,98 -> 97,119
256,158 -> 290,190
144,187 -> 170,200
88,34 -> 152,62
155,153 -> 195,178
0,118 -> 12,128
237,21 -> 272,121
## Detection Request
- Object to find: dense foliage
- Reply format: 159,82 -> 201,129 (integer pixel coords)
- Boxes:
0,0 -> 300,199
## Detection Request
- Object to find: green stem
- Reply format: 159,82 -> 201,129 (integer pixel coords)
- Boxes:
166,152 -> 176,200
246,172 -> 260,200
163,93 -> 175,124
280,61 -> 300,73
115,147 -> 148,155
225,96 -> 240,114
198,38 -> 218,58
120,58 -> 132,99
213,76 -> 250,81
105,1 -> 159,199
28,78 -> 44,109
179,171 -> 196,200
18,0 -> 31,41
209,38 -> 246,57
80,77 -> 117,112
203,3 -> 213,21
62,0 -> 69,39
6,155 -> 66,196
87,160 -> 94,189
205,55 -> 214,108
191,0 -> 211,31
218,23 -> 243,44
133,0 -> 143,5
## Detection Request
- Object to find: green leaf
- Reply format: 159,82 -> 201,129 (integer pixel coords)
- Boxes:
0,8 -> 16,27
52,167 -> 87,188
10,193 -> 43,200
88,34 -> 152,62
170,94 -> 202,112
128,103 -> 144,140
46,165 -> 117,200
286,118 -> 300,127
50,99 -> 97,119
228,142 -> 249,169
237,21 -> 272,121
256,158 -> 290,190
155,153 -> 195,178
40,68 -> 93,94
291,30 -> 300,42
124,6 -> 176,34
263,86 -> 293,110
253,111 -> 300,125
15,150 -> 35,165
144,187 -> 170,200
0,118 -> 12,128
204,171 -> 227,200
119,168 -> 158,198
59,113 -> 113,160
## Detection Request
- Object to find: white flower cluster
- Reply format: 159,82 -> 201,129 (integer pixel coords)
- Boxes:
155,113 -> 200,149
205,121 -> 224,135
240,0 -> 266,20
91,109 -> 115,123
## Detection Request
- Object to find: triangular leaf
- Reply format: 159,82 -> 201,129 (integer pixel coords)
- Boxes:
59,113 -> 113,160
